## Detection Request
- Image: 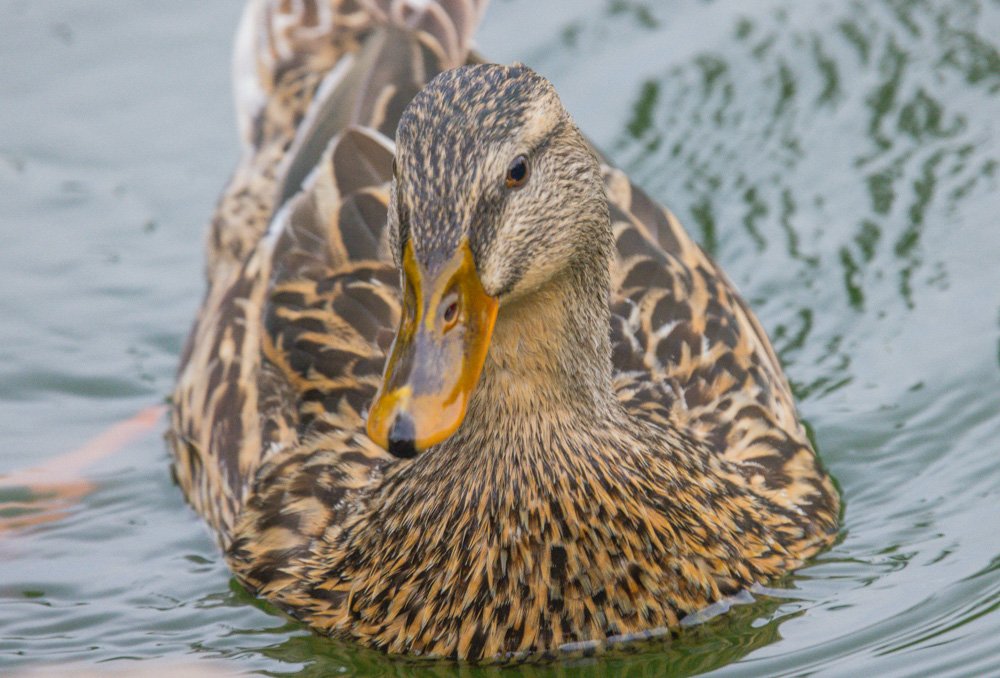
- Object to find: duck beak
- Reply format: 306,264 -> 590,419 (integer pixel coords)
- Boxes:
366,240 -> 498,458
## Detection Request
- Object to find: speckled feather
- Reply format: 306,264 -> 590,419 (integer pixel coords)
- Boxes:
169,0 -> 839,663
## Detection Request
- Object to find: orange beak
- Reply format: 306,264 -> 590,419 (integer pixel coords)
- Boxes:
366,240 -> 498,458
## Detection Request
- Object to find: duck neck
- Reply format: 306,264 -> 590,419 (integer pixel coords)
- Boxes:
466,259 -> 621,432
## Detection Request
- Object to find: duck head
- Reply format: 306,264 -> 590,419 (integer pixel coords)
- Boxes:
366,63 -> 611,459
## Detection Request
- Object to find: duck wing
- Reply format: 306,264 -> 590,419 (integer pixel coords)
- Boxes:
603,167 -> 839,533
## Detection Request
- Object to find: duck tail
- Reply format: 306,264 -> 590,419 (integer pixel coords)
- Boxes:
358,0 -> 489,68
271,0 -> 489,207
231,1 -> 371,156
233,0 -> 487,155
211,0 -> 488,274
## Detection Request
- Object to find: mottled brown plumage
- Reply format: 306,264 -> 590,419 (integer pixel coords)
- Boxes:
169,0 -> 839,663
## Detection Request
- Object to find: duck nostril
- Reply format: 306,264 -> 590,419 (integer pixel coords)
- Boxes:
387,412 -> 418,459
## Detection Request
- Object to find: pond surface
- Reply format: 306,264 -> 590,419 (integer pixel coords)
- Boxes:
2,0 -> 999,675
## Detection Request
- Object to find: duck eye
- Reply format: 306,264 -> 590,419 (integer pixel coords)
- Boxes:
441,290 -> 460,330
505,155 -> 530,189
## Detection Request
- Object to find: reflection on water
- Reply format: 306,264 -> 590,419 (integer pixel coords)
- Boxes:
614,0 -> 997,311
1,0 -> 999,675
177,582 -> 793,677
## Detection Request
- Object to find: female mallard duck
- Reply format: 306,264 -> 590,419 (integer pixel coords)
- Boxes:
170,0 -> 839,662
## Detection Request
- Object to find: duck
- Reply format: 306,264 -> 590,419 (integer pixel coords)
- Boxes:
168,0 -> 840,662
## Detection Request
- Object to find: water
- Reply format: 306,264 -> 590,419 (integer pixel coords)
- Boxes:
1,0 -> 999,675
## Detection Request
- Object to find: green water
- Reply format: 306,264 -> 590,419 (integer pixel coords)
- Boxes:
2,0 -> 999,675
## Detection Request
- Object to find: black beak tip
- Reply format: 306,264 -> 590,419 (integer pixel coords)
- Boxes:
387,413 -> 418,459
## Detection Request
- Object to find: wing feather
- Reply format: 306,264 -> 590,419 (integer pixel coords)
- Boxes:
604,167 -> 837,526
